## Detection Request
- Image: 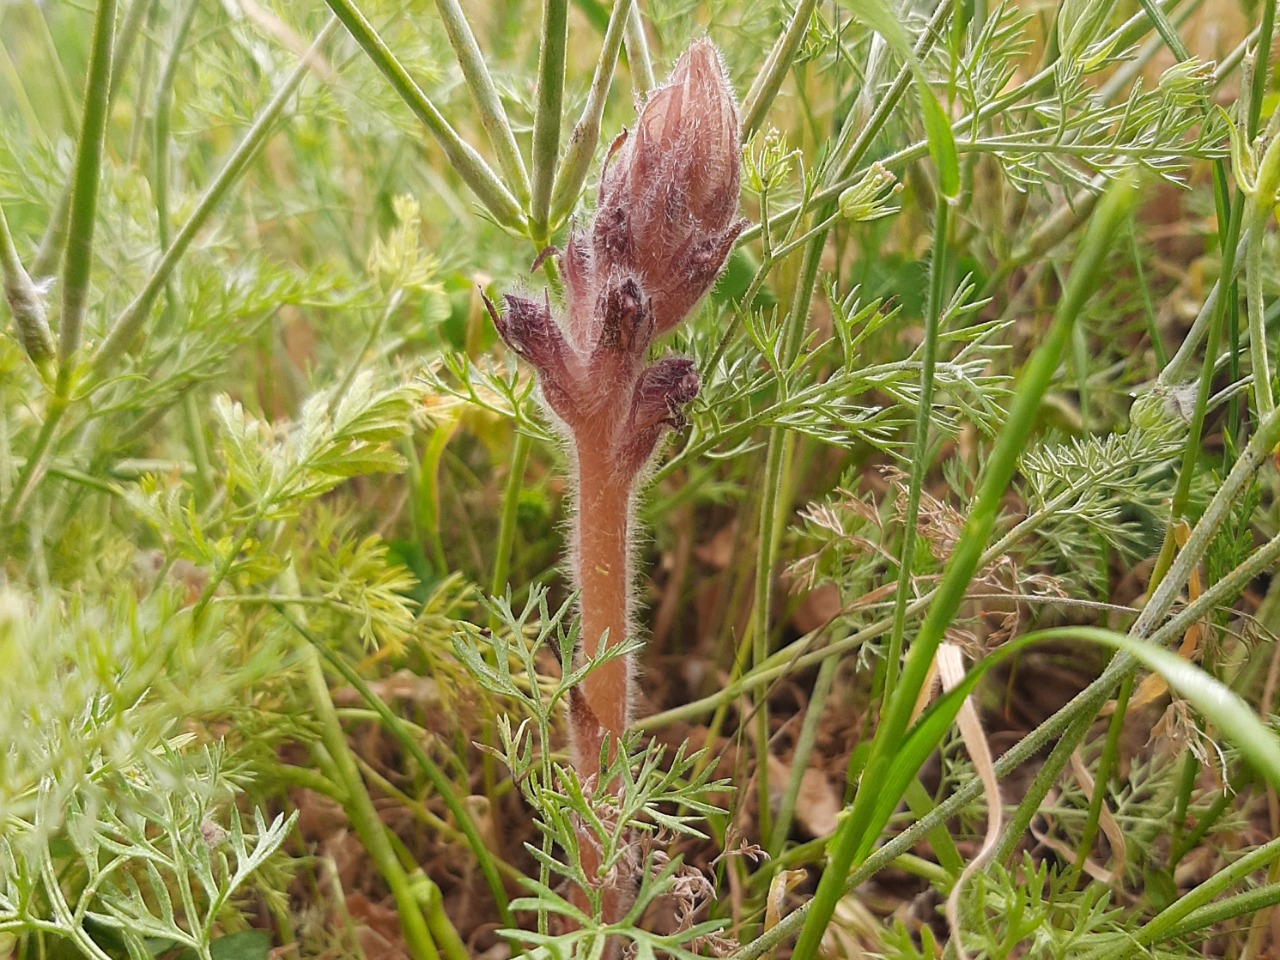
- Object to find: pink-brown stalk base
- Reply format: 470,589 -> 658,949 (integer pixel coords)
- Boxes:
573,443 -> 635,774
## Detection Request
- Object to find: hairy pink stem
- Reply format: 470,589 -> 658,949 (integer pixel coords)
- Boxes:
573,443 -> 634,775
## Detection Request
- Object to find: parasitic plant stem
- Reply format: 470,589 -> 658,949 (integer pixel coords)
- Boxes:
485,38 -> 744,915
575,444 -> 635,760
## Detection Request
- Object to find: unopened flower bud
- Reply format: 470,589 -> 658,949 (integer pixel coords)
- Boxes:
590,38 -> 747,336
1,208 -> 55,371
838,163 -> 903,223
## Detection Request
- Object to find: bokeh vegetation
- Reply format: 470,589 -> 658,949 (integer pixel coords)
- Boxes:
3,0 -> 1280,957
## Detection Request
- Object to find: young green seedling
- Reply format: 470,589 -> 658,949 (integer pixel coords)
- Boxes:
485,38 -> 744,915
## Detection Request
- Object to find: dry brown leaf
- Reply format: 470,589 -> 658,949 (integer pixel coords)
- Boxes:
768,755 -> 841,837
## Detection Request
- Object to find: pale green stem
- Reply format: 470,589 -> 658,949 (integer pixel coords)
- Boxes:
1171,884 -> 1280,943
530,0 -> 568,240
1069,672 -> 1132,882
106,0 -> 152,102
1246,129 -> 1280,418
490,430 -> 531,598
303,646 -> 443,960
884,198 -> 950,705
752,427 -> 789,844
548,0 -> 633,225
0,40 -> 44,138
739,0 -> 819,139
153,0 -> 198,258
32,176 -> 73,282
36,5 -> 79,127
322,0 -> 524,230
1247,0 -> 1277,137
153,0 -> 207,502
1151,181 -> 1246,593
56,0 -> 117,388
1160,228 -> 1251,384
30,0 -> 238,281
93,18 -> 337,376
623,2 -> 654,94
330,290 -> 405,415
431,0 -> 531,205
769,652 -> 838,858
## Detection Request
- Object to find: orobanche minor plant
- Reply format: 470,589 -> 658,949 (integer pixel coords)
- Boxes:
484,38 -> 745,918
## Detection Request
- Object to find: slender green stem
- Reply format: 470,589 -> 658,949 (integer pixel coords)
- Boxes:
1167,883 -> 1280,942
94,18 -> 337,376
623,2 -> 654,94
32,178 -> 73,282
1085,835 -> 1280,960
1246,130 -> 1280,418
749,212 -> 827,844
769,653 -> 838,859
303,646 -> 443,960
106,0 -> 152,103
1131,228 -> 1166,367
883,198 -> 950,705
56,0 -> 117,388
548,0 -> 633,226
0,39 -> 45,139
331,291 -> 405,413
1160,229 -> 1250,383
1070,671 -> 1132,881
35,5 -> 79,128
1168,751 -> 1201,858
153,0 -> 198,257
739,0 -> 818,139
992,708 -> 1096,867
490,429 -> 531,598
1248,0 -> 1277,138
1152,189 -> 1245,588
1172,767 -> 1252,863
431,0 -> 531,205
280,608 -> 514,926
752,429 -> 787,844
529,0 -> 568,240
322,0 -> 524,230
0,0 -> 119,528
